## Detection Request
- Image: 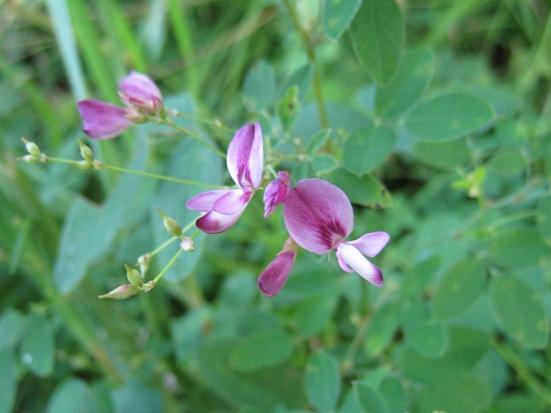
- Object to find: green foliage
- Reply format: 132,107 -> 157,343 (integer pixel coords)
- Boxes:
1,0 -> 551,411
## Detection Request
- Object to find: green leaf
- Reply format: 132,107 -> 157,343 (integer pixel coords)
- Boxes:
432,258 -> 486,321
342,126 -> 396,176
307,129 -> 332,153
405,93 -> 493,141
304,351 -> 341,412
408,321 -> 449,358
312,154 -> 339,176
379,378 -> 406,413
230,328 -> 294,372
0,348 -> 17,413
490,275 -> 549,349
242,60 -> 276,112
350,0 -> 404,85
413,139 -> 471,170
364,302 -> 400,357
375,48 -> 434,118
112,380 -> 164,413
354,383 -> 388,413
19,314 -> 55,377
488,150 -> 525,176
47,379 -> 94,413
489,227 -> 550,269
329,169 -> 392,208
322,0 -> 362,40
199,337 -> 305,410
0,309 -> 27,350
414,373 -> 492,413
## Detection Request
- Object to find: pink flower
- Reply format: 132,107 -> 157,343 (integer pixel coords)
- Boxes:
186,123 -> 264,234
257,239 -> 296,297
118,71 -> 163,113
283,178 -> 389,286
77,71 -> 162,140
77,100 -> 133,140
263,171 -> 291,217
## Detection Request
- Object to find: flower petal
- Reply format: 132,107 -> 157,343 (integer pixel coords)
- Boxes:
213,189 -> 252,215
336,247 -> 354,273
227,123 -> 264,189
263,171 -> 291,217
118,71 -> 162,111
258,250 -> 295,297
186,190 -> 231,212
336,243 -> 383,286
196,208 -> 246,234
77,100 -> 132,140
348,232 -> 390,257
283,179 -> 353,254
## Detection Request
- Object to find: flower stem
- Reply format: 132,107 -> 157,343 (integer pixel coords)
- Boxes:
282,0 -> 328,128
161,116 -> 227,159
45,156 -> 225,189
152,249 -> 184,284
150,236 -> 178,258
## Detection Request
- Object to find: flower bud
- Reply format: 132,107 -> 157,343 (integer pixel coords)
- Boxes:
98,284 -> 139,300
180,237 -> 195,252
159,210 -> 182,236
21,155 -> 37,163
125,264 -> 143,288
138,253 -> 151,275
78,160 -> 92,169
118,71 -> 163,114
22,138 -> 41,157
142,280 -> 157,292
79,140 -> 94,162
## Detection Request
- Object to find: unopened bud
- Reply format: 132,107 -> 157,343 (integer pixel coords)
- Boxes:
159,210 -> 182,236
98,284 -> 139,300
21,155 -> 36,163
142,280 -> 157,292
125,264 -> 143,288
79,141 -> 94,162
214,119 -> 223,128
138,253 -> 151,275
180,237 -> 194,252
22,138 -> 41,157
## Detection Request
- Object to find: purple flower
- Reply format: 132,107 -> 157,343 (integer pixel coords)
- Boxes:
77,71 -> 162,140
283,178 -> 389,286
263,171 -> 291,217
258,238 -> 296,297
118,71 -> 163,113
77,100 -> 133,140
186,123 -> 264,234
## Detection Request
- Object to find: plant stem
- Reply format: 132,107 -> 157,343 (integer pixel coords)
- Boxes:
45,156 -> 225,189
150,236 -> 179,258
282,0 -> 328,128
152,249 -> 184,284
491,337 -> 551,406
162,117 -> 227,158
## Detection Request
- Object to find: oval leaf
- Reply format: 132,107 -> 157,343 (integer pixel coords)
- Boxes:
304,351 -> 341,412
323,0 -> 362,41
405,93 -> 493,141
490,275 -> 549,349
354,383 -> 388,413
342,126 -> 397,176
242,60 -> 276,112
350,0 -> 404,85
20,314 -> 55,377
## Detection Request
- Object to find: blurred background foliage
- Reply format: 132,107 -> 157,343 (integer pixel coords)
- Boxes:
1,0 -> 551,412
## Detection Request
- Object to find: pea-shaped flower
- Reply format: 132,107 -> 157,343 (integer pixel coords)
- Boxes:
263,171 -> 291,217
186,123 -> 263,233
283,178 -> 389,286
77,71 -> 162,140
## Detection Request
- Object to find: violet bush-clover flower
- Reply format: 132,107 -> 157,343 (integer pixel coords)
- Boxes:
263,171 -> 291,217
77,71 -> 162,140
257,238 -> 297,297
283,178 -> 390,286
186,123 -> 263,234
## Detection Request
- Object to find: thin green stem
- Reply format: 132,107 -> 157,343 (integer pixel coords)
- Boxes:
282,0 -> 328,128
153,249 -> 184,284
150,236 -> 178,258
162,117 -> 227,158
45,156 -> 225,189
491,337 -> 551,406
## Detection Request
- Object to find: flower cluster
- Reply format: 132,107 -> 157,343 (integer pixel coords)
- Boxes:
75,71 -> 389,298
186,124 -> 390,297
